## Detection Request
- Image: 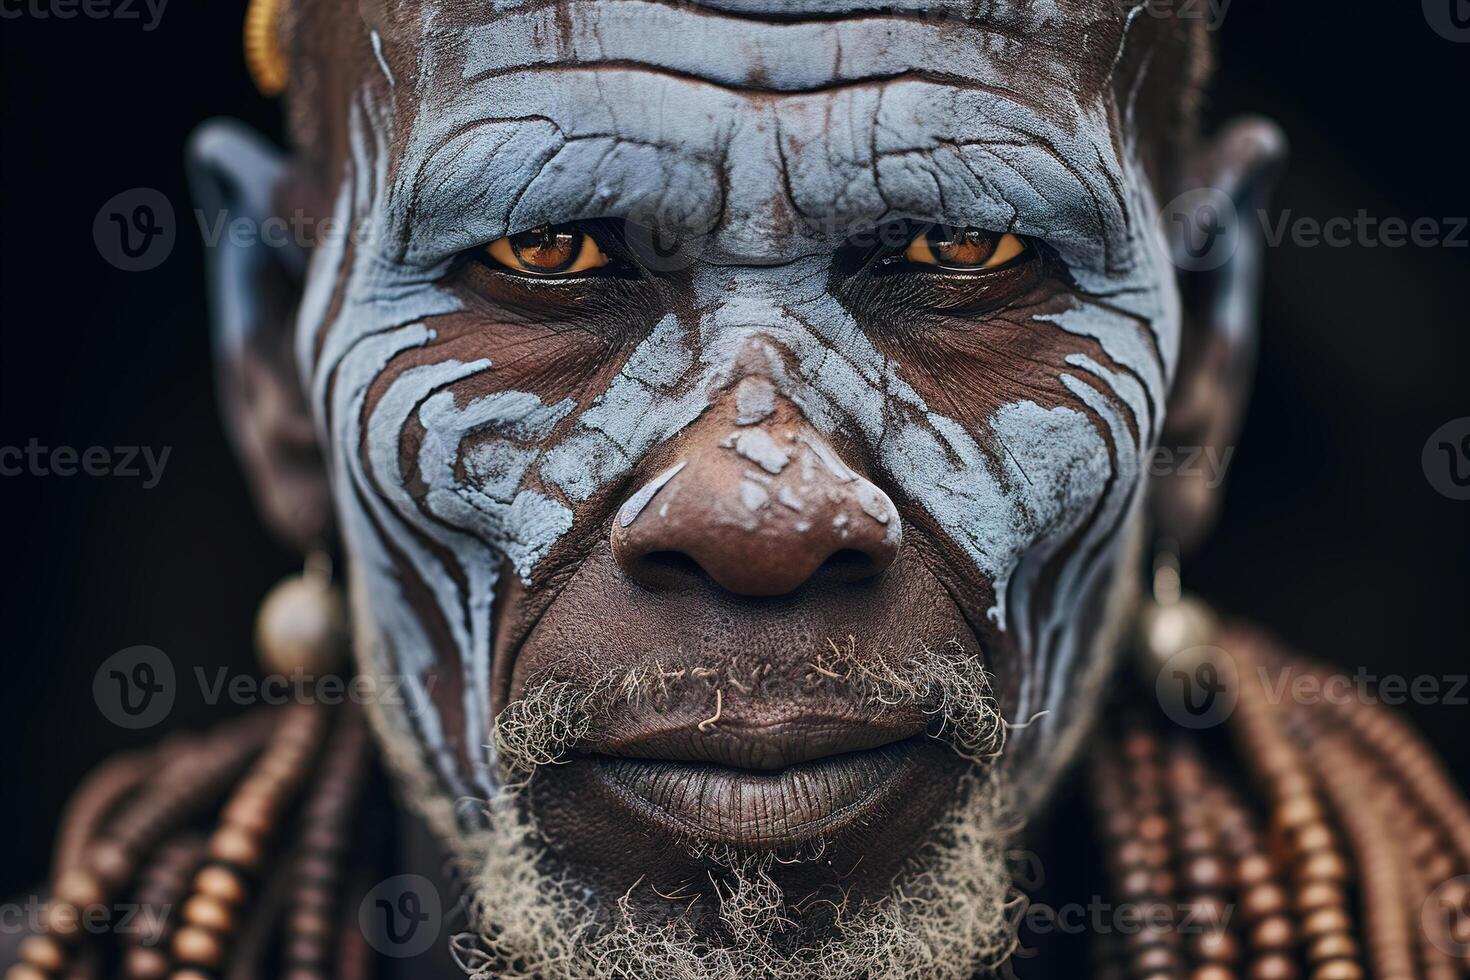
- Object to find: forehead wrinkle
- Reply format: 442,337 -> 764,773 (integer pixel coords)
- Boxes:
458,2 -> 1087,94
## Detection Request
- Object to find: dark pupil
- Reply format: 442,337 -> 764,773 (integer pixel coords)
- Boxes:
928,226 -> 996,267
510,225 -> 579,272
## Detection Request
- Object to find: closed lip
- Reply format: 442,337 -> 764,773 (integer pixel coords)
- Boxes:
577,725 -> 934,849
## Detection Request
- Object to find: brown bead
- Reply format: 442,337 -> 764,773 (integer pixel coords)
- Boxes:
1294,881 -> 1345,915
1276,795 -> 1324,831
1308,960 -> 1364,980
1119,868 -> 1154,900
1296,851 -> 1349,885
1186,894 -> 1232,931
1300,907 -> 1352,939
53,868 -> 105,909
194,864 -> 246,905
285,934 -> 325,967
1305,932 -> 1358,963
1242,883 -> 1288,921
1248,953 -> 1300,980
1290,822 -> 1335,854
290,909 -> 333,941
1185,855 -> 1231,892
123,945 -> 171,980
18,935 -> 65,971
208,826 -> 263,869
1190,929 -> 1241,964
1123,731 -> 1158,762
1137,814 -> 1170,842
169,971 -> 215,980
86,839 -> 136,890
1237,853 -> 1274,887
1192,967 -> 1237,980
173,925 -> 225,968
183,894 -> 234,933
4,965 -> 49,980
1249,914 -> 1295,951
222,795 -> 274,835
43,901 -> 83,941
1133,945 -> 1183,972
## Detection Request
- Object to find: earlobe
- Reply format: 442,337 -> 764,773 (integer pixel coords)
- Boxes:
1153,116 -> 1288,551
187,119 -> 332,551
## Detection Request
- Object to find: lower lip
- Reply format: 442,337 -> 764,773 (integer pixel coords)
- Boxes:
582,737 -> 932,850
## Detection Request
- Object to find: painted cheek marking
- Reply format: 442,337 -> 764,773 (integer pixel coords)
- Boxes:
330,322 -> 479,803
540,313 -> 709,502
415,387 -> 577,583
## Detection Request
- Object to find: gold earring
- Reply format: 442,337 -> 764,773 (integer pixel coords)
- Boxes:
244,0 -> 288,97
255,550 -> 346,677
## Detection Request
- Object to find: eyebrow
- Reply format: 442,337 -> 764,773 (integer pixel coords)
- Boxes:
377,4 -> 1134,270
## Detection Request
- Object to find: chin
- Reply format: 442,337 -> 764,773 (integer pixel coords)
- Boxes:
452,764 -> 1022,980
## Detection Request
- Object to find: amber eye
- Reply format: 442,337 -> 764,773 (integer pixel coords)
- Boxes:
903,225 -> 1027,271
484,224 -> 609,276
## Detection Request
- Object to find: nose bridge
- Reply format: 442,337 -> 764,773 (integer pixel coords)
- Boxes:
610,365 -> 901,597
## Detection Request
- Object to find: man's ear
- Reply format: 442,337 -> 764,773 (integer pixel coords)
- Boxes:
187,119 -> 332,551
1153,117 -> 1288,552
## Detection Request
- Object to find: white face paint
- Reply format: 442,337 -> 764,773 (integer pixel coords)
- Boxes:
298,0 -> 1179,835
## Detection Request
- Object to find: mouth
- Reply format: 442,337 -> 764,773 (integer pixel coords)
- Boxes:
575,722 -> 941,850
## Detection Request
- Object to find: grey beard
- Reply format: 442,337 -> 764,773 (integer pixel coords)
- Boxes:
439,641 -> 1021,980
448,769 -> 1021,980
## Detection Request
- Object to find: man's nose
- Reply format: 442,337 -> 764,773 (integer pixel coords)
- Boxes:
610,421 -> 901,597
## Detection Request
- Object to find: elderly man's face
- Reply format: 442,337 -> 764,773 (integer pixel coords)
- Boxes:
198,0 -> 1276,974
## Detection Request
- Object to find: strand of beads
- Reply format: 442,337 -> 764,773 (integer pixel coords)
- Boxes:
281,703 -> 371,980
1227,633 -> 1361,980
1284,658 -> 1469,978
169,702 -> 328,979
1166,741 -> 1241,980
120,835 -> 208,980
8,711 -> 275,980
1093,721 -> 1190,980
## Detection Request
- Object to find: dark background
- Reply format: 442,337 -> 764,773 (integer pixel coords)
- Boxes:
1,2 -> 1466,896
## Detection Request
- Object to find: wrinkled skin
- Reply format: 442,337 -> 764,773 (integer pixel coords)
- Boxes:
192,0 -> 1283,974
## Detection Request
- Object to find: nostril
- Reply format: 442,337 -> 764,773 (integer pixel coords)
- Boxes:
631,550 -> 710,588
817,548 -> 885,582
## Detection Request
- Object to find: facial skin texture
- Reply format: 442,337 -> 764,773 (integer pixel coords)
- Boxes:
193,1 -> 1283,976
